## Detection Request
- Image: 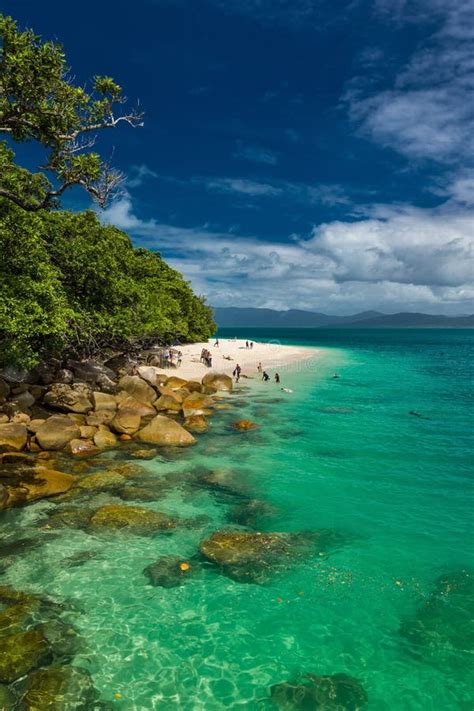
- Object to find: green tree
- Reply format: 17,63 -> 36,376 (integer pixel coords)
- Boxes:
0,13 -> 143,211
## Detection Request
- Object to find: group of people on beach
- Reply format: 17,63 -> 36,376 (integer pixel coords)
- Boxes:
245,341 -> 254,349
163,349 -> 182,368
200,348 -> 213,368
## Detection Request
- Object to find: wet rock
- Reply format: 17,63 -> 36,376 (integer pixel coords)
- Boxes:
119,485 -> 164,502
0,422 -> 28,451
0,627 -> 51,683
1,464 -> 75,509
118,375 -> 157,405
35,416 -> 81,450
270,673 -> 368,710
199,530 -> 336,584
232,419 -> 258,431
88,504 -> 176,535
400,569 -> 474,657
202,373 -> 233,392
185,380 -> 203,393
181,392 -> 214,418
143,555 -> 194,588
44,383 -> 93,414
44,508 -> 95,530
136,415 -> 196,447
75,471 -> 126,492
184,415 -> 209,433
110,408 -> 141,435
67,438 -> 100,457
137,365 -> 164,387
20,665 -> 97,710
197,469 -> 249,499
130,448 -> 158,459
227,499 -> 277,527
79,425 -> 97,439
0,600 -> 36,635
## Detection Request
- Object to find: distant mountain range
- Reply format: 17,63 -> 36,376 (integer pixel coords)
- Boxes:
214,308 -> 474,329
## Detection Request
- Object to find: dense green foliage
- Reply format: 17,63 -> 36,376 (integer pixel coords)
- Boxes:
0,201 -> 215,368
0,13 -> 142,210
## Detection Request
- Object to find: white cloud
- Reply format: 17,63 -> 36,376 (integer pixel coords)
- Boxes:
101,193 -> 474,315
347,2 -> 474,169
205,178 -> 282,197
127,164 -> 159,188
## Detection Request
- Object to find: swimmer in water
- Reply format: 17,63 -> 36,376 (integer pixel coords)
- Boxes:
281,387 -> 293,393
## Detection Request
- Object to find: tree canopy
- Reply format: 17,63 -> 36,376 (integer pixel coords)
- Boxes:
0,202 -> 215,368
0,13 -> 143,210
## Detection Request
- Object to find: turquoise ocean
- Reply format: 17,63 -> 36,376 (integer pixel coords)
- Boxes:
2,328 -> 473,709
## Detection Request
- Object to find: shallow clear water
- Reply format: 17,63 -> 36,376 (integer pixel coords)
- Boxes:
2,329 -> 473,709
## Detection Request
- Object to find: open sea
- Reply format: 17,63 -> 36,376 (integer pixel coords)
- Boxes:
2,328 -> 473,709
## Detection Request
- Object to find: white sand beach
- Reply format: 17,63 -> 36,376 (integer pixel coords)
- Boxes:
154,338 -> 317,381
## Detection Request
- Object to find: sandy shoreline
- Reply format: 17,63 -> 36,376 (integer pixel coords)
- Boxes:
153,338 -> 317,381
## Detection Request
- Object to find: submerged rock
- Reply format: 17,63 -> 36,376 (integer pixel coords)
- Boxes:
20,665 -> 97,710
0,627 -> 51,683
270,673 -> 368,710
232,419 -> 258,431
199,530 -> 324,584
227,499 -> 277,527
75,471 -> 126,492
45,507 -> 95,530
143,555 -> 194,588
400,569 -> 474,658
197,468 -> 250,500
1,462 -> 75,509
88,504 -> 176,535
184,415 -> 209,433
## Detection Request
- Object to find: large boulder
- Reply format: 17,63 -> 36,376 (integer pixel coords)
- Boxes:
270,673 -> 368,710
182,391 -> 214,418
118,396 -> 156,418
2,466 -> 75,508
164,376 -> 188,390
157,385 -> 185,402
0,627 -> 51,683
136,416 -> 196,447
137,365 -> 167,388
117,375 -> 157,405
154,394 -> 183,412
88,504 -> 175,535
91,391 -> 117,412
143,555 -> 194,588
201,373 -> 233,392
43,383 -> 93,414
35,416 -> 81,450
21,665 -> 98,711
66,358 -> 116,384
110,408 -> 141,435
0,423 -> 28,451
93,425 -> 117,449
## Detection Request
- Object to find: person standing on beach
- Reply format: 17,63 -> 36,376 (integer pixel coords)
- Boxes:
245,340 -> 249,349
250,342 -> 254,349
257,362 -> 262,373
275,373 -> 280,384
262,371 -> 270,382
214,338 -> 219,347
233,364 -> 241,382
177,350 -> 182,367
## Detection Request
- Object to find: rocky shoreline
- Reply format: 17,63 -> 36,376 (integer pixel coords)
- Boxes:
0,351 -> 239,510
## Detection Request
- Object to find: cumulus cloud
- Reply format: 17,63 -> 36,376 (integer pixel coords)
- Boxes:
126,164 -> 159,188
101,193 -> 474,315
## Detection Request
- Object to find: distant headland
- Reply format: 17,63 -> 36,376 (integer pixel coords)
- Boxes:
214,308 -> 474,329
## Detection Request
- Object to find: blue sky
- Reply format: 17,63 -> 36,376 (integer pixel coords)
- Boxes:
4,0 -> 474,314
